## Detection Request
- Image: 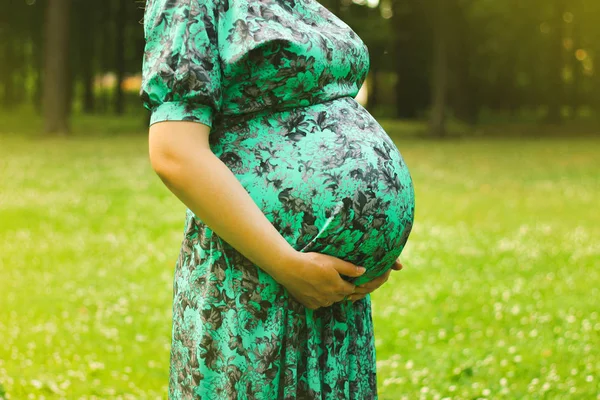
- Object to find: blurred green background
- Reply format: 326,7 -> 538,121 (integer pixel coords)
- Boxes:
1,0 -> 599,399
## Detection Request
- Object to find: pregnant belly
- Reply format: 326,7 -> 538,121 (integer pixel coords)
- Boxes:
210,96 -> 415,286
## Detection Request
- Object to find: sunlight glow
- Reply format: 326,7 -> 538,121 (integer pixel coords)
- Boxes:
563,12 -> 574,23
353,0 -> 379,6
575,49 -> 588,61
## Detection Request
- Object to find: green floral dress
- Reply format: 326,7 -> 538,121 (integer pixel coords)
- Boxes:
140,0 -> 415,398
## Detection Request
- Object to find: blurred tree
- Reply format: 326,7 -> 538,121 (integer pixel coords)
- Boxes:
450,0 -> 478,124
345,0 -> 395,110
99,1 -> 114,114
31,1 -> 46,113
429,0 -> 451,137
391,0 -> 431,119
43,0 -> 71,134
545,0 -> 568,124
2,0 -> 599,133
1,2 -> 30,109
580,0 -> 600,113
72,0 -> 97,113
1,10 -> 17,109
115,0 -> 128,115
568,2 -> 583,119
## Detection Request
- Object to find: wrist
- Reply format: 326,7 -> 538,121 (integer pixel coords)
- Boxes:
264,244 -> 302,284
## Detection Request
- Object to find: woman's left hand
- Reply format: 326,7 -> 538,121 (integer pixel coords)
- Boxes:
346,258 -> 403,303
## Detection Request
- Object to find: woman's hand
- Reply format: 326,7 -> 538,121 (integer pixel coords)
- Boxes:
275,251 -> 367,310
347,258 -> 403,303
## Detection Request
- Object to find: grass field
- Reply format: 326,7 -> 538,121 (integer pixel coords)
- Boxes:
1,122 -> 599,399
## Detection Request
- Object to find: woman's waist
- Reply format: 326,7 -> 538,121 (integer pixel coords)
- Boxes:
214,94 -> 358,128
209,96 -> 403,162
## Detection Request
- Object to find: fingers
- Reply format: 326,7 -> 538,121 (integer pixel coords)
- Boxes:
331,258 -> 366,277
353,281 -> 382,294
305,297 -> 334,310
352,286 -> 373,295
391,259 -> 403,271
324,283 -> 356,306
306,259 -> 403,308
337,280 -> 357,296
352,270 -> 391,294
365,270 -> 391,287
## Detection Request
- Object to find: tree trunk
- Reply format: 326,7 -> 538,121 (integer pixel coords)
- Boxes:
392,0 -> 430,119
43,0 -> 71,134
569,3 -> 583,119
99,2 -> 112,114
1,5 -> 20,109
451,1 -> 478,124
80,2 -> 96,113
32,1 -> 46,114
114,0 -> 126,115
429,0 -> 449,138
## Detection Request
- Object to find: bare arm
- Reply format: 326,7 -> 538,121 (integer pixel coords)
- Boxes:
148,121 -> 365,308
149,120 -> 295,282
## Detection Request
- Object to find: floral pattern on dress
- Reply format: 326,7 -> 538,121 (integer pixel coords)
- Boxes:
141,0 -> 415,398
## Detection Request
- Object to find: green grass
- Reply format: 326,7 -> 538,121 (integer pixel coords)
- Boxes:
1,123 -> 599,399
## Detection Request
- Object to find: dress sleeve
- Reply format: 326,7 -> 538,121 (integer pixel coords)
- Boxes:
140,0 -> 223,128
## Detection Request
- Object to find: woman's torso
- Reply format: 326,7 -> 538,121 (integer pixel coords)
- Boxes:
207,0 -> 415,285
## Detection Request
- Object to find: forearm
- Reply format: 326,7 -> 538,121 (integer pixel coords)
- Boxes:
152,141 -> 297,283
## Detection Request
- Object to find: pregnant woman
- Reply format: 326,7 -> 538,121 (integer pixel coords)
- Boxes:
141,0 -> 415,398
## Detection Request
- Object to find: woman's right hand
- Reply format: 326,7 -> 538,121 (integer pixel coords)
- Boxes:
274,251 -> 366,310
